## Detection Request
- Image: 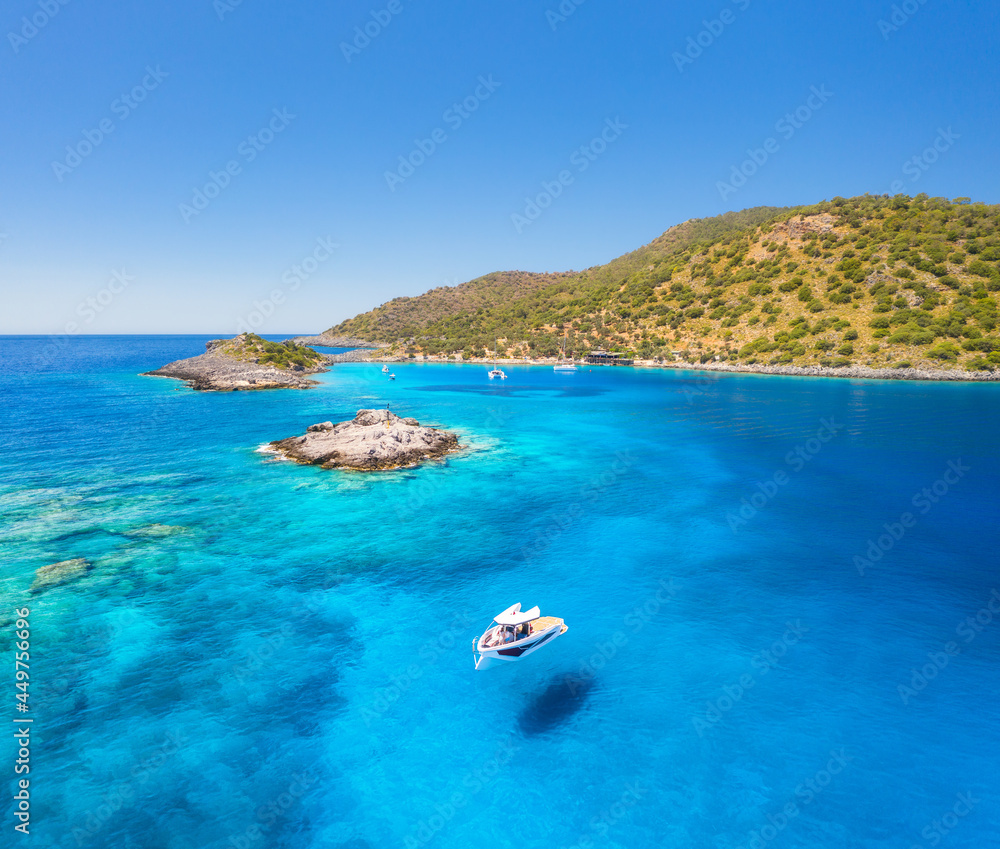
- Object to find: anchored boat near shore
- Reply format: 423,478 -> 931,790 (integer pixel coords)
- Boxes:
472,603 -> 568,670
554,334 -> 577,372
488,338 -> 507,380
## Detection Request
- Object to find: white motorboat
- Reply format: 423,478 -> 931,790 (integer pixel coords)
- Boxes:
381,365 -> 390,373
472,603 -> 568,671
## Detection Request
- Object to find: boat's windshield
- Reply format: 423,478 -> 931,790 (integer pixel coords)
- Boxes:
482,621 -> 532,647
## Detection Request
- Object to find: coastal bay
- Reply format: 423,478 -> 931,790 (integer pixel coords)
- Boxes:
12,3 -> 1000,846
4,335 -> 999,849
360,351 -> 1000,382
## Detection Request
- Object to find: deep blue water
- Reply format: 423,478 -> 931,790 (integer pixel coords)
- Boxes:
2,335 -> 999,849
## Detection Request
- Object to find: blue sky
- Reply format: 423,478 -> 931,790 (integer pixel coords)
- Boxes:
2,0 -> 998,334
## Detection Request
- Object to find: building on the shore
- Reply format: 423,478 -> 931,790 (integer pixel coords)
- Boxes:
585,350 -> 634,366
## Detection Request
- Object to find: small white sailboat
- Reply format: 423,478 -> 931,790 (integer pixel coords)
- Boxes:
488,338 -> 507,380
472,603 -> 568,671
553,334 -> 577,372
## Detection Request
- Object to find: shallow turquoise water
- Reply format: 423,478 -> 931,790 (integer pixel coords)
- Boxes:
2,336 -> 999,849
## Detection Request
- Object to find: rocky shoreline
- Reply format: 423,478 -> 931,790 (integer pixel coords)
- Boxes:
268,408 -> 459,471
356,352 -> 998,382
643,360 -> 1000,382
324,349 -> 375,363
143,336 -> 328,391
144,332 -> 999,385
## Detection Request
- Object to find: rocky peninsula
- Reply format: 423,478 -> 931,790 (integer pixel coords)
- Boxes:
268,409 -> 459,471
289,333 -> 384,349
143,334 -> 328,391
323,348 -> 376,363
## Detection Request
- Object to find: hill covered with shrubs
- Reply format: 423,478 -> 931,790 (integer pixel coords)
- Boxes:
327,195 -> 1000,372
218,334 -> 324,370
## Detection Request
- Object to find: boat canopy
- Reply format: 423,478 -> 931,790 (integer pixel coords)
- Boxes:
494,603 -> 541,626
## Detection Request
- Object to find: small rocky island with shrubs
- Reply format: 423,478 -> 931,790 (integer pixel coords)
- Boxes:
144,333 -> 327,390
268,408 -> 459,471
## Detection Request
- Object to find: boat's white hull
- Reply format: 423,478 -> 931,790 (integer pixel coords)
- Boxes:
473,621 -> 568,671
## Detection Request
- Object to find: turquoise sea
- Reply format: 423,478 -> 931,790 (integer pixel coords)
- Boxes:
2,335 -> 999,849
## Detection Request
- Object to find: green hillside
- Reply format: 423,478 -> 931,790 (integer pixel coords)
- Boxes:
327,195 -> 1000,371
329,270 -> 576,341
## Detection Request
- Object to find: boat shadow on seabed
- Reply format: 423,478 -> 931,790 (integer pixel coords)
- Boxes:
516,674 -> 597,737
